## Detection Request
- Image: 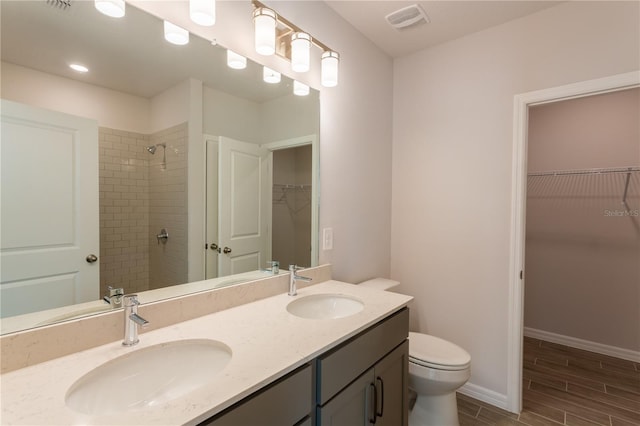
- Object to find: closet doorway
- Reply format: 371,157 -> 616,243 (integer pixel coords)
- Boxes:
524,88 -> 639,352
507,72 -> 640,413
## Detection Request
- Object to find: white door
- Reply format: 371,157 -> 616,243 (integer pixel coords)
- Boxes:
218,137 -> 271,276
0,99 -> 99,317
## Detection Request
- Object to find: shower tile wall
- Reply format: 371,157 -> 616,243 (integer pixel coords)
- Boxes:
148,123 -> 188,290
99,123 -> 188,297
98,128 -> 150,296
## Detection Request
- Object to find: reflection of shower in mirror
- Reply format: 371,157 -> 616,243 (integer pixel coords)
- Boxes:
146,143 -> 167,170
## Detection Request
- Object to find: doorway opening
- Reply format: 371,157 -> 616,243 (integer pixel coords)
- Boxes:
507,71 -> 640,413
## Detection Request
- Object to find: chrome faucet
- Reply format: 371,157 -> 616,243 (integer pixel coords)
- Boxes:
122,294 -> 149,346
288,265 -> 312,296
263,261 -> 280,274
103,286 -> 124,308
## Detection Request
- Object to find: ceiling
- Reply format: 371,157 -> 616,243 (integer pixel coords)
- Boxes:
0,1 -> 563,100
325,1 -> 563,58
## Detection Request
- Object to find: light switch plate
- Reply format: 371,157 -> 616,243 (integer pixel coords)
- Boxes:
322,228 -> 333,250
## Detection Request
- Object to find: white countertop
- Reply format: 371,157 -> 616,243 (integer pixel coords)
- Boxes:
0,280 -> 412,425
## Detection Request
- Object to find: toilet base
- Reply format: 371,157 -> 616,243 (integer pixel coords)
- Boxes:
409,392 -> 460,426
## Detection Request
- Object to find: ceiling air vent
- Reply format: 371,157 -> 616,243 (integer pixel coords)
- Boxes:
385,4 -> 429,30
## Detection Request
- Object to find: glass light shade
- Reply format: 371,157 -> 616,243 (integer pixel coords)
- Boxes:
190,0 -> 215,26
94,0 -> 125,18
227,50 -> 247,70
253,8 -> 276,56
291,32 -> 311,73
164,21 -> 189,45
321,51 -> 339,87
293,80 -> 310,96
263,67 -> 281,84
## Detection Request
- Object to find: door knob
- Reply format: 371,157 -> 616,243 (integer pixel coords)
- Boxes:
210,243 -> 219,251
222,247 -> 232,254
86,254 -> 98,263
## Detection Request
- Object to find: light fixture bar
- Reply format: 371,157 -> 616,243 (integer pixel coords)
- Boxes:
251,0 -> 336,55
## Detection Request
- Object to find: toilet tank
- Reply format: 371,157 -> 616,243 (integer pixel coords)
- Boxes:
358,278 -> 400,292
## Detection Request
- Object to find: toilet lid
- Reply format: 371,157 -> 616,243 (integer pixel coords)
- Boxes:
408,332 -> 471,370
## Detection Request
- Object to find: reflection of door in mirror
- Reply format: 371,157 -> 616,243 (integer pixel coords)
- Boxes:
205,137 -> 315,279
0,100 -> 99,317
205,137 -> 271,279
218,137 -> 270,277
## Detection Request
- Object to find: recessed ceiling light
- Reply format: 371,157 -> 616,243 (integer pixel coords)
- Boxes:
69,64 -> 89,73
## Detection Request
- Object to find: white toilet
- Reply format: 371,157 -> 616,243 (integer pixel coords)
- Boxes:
408,332 -> 471,426
359,278 -> 471,426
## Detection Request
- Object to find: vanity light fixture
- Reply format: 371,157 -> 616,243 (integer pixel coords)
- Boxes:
321,51 -> 339,87
227,50 -> 247,70
251,0 -> 340,86
253,7 -> 277,56
164,21 -> 190,45
263,66 -> 281,84
291,32 -> 311,73
69,64 -> 89,73
293,80 -> 309,96
94,0 -> 125,18
190,0 -> 215,26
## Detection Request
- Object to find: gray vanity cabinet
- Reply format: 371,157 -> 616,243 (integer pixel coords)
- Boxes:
316,308 -> 409,426
202,364 -> 313,426
199,308 -> 409,426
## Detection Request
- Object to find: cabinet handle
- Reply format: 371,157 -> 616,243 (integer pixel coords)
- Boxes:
368,382 -> 377,424
375,376 -> 384,417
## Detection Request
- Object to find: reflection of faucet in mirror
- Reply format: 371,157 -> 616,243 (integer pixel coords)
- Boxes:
103,286 -> 124,308
262,261 -> 280,274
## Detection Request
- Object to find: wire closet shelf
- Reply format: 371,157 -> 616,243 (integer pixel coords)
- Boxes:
527,166 -> 640,205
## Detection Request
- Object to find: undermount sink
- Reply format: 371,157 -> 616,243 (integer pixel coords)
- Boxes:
65,339 -> 232,415
287,294 -> 364,319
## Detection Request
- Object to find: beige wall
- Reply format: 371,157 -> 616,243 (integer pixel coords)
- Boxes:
525,89 -> 640,351
392,1 -> 639,402
528,89 -> 640,171
1,62 -> 151,134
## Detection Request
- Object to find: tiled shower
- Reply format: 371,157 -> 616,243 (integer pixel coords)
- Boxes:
98,123 -> 188,297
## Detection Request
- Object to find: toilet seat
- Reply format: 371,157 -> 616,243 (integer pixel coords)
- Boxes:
408,332 -> 471,371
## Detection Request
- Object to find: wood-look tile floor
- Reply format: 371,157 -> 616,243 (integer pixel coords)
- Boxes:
457,337 -> 640,425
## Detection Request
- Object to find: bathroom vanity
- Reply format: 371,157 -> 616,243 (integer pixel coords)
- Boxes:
205,308 -> 409,426
0,280 -> 412,425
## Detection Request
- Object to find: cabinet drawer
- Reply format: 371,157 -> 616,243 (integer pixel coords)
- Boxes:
203,364 -> 312,426
317,308 -> 408,405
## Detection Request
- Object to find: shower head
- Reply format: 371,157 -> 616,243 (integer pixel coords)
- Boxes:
146,143 -> 166,154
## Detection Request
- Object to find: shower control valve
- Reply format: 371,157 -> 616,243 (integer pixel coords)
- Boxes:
156,228 -> 169,245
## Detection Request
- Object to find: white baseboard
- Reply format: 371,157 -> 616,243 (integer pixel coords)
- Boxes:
458,382 -> 510,412
524,327 -> 640,363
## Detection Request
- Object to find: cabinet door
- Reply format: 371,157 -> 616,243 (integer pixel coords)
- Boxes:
203,364 -> 311,426
374,341 -> 409,426
318,369 -> 375,426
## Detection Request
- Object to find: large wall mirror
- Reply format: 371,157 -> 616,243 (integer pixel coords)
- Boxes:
0,0 -> 320,334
